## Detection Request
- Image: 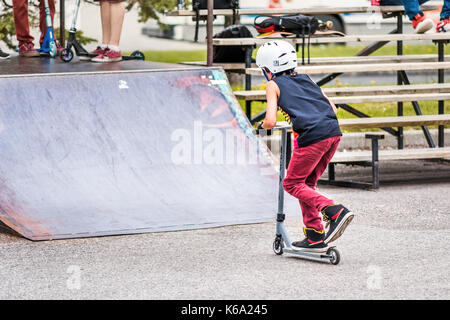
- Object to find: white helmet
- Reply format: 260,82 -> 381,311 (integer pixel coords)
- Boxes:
256,40 -> 298,74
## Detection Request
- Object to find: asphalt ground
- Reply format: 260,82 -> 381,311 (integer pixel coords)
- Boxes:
0,160 -> 449,300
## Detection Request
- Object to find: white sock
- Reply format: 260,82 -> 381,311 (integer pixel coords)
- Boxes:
108,45 -> 120,52
100,43 -> 108,50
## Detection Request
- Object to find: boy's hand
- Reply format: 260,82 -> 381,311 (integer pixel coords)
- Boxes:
254,122 -> 264,135
255,122 -> 273,135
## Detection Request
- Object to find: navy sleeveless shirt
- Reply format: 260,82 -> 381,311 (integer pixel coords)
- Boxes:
273,74 -> 342,148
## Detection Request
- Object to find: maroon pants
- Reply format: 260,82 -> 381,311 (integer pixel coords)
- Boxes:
283,135 -> 341,231
12,0 -> 55,45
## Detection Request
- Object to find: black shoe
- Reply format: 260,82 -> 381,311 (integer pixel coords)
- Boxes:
292,227 -> 327,252
0,49 -> 10,59
322,204 -> 355,244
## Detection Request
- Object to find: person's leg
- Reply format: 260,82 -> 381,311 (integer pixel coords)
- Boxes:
440,0 -> 450,20
299,201 -> 323,232
12,0 -> 34,44
300,136 -> 355,244
283,139 -> 335,224
298,136 -> 341,231
82,0 -> 109,60
436,0 -> 450,32
92,1 -> 124,62
108,1 -> 126,47
401,0 -> 434,32
401,0 -> 422,20
100,1 -> 112,46
13,0 -> 40,56
285,138 -> 340,250
39,0 -> 56,45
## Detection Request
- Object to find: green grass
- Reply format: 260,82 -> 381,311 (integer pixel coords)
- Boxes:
138,44 -> 440,64
140,50 -> 207,64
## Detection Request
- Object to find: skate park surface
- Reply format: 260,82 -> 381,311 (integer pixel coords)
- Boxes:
0,176 -> 449,300
0,58 -> 449,299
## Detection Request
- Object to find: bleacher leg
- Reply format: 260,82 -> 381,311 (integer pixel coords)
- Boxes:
366,134 -> 384,189
438,41 -> 445,148
328,163 -> 335,182
245,101 -> 252,119
245,47 -> 253,120
397,13 -> 404,150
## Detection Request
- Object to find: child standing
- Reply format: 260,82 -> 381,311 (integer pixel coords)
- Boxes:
255,40 -> 355,252
90,0 -> 126,62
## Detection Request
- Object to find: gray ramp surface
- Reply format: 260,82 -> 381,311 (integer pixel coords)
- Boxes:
0,68 -> 278,240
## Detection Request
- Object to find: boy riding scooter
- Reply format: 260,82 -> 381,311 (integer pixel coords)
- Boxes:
255,40 -> 355,251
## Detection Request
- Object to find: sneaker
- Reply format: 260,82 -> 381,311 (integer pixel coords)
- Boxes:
292,227 -> 328,252
0,49 -> 10,59
18,42 -> 40,57
412,13 -> 433,34
322,204 -> 355,244
79,46 -> 105,61
436,18 -> 450,33
91,48 -> 122,63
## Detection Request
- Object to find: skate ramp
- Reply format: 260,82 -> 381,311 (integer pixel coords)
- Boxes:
0,68 -> 278,240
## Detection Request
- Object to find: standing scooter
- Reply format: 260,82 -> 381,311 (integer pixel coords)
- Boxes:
60,0 -> 145,62
37,0 -> 57,57
258,123 -> 341,265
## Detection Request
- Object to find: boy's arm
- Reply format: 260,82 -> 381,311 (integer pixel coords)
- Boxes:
261,81 -> 279,129
322,89 -> 338,114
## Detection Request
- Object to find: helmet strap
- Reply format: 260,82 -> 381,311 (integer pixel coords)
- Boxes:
262,68 -> 275,81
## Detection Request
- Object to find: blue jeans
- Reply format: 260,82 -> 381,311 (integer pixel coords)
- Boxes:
401,0 -> 450,20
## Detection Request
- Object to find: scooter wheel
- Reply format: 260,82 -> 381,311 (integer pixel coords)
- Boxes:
327,247 -> 340,265
60,48 -> 74,63
273,239 -> 284,256
130,50 -> 145,61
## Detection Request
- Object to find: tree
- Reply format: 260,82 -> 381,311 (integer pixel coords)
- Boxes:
127,0 -> 177,27
0,0 -> 178,49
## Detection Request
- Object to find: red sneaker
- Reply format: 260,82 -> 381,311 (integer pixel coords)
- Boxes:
91,48 -> 122,63
18,42 -> 40,57
436,18 -> 450,33
412,13 -> 433,34
79,46 -> 105,61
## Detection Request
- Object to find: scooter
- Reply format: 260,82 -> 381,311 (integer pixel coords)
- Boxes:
257,123 -> 341,265
37,0 -> 57,57
60,0 -> 145,62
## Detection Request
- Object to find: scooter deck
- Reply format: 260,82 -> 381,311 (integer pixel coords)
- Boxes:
71,52 -> 144,61
283,246 -> 340,264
